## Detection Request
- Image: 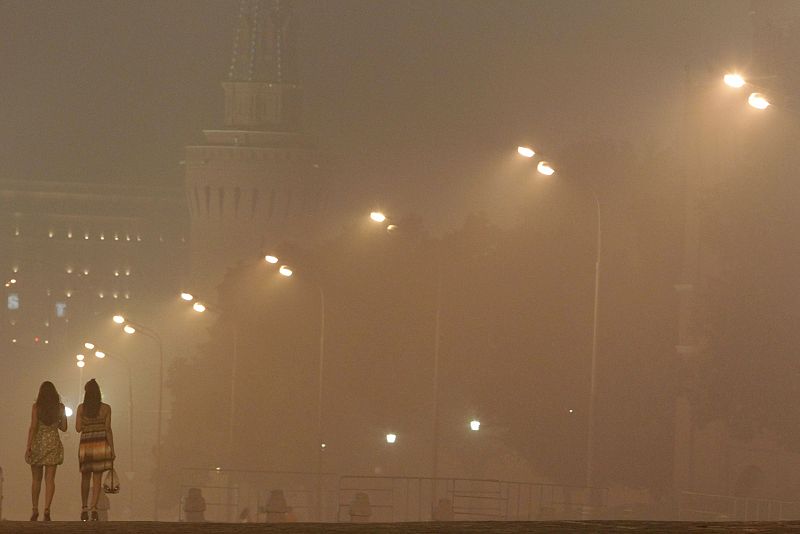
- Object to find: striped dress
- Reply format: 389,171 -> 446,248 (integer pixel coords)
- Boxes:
78,405 -> 113,473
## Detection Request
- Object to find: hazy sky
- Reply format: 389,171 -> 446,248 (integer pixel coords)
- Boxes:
0,1 -> 763,227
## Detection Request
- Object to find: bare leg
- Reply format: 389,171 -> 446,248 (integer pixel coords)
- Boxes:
90,472 -> 103,510
30,465 -> 43,515
80,471 -> 91,509
43,465 -> 57,514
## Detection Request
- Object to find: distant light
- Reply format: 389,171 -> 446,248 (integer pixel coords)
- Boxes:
215,467 -> 221,471
517,146 -> 535,158
192,302 -> 206,313
265,255 -> 279,264
568,408 -> 574,414
77,360 -> 85,368
76,354 -> 85,361
8,279 -> 16,285
320,443 -> 326,449
180,292 -> 194,301
723,73 -> 746,88
123,325 -> 136,335
537,161 -> 555,176
65,406 -> 73,417
748,92 -> 770,110
386,433 -> 397,444
84,342 -> 95,350
470,420 -> 481,431
113,315 -> 125,324
370,212 -> 387,223
95,351 -> 106,359
386,224 -> 398,233
279,265 -> 293,277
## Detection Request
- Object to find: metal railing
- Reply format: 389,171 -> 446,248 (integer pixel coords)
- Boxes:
679,491 -> 800,521
177,468 -> 608,523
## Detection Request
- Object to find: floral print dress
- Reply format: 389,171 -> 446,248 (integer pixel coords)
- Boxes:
29,416 -> 64,466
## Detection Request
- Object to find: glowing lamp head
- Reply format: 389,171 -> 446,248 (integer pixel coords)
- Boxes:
279,265 -> 293,277
537,161 -> 555,176
95,351 -> 106,359
748,92 -> 770,110
112,315 -> 125,324
723,73 -> 746,88
76,360 -> 85,368
470,420 -> 481,431
180,292 -> 194,302
65,406 -> 73,417
84,342 -> 95,350
385,433 -> 397,444
123,324 -> 136,335
370,211 -> 387,223
265,255 -> 279,264
192,302 -> 206,313
517,146 -> 536,158
76,354 -> 85,362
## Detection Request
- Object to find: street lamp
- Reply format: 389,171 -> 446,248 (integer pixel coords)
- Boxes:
265,256 -> 326,520
469,420 -> 481,432
369,210 -> 443,493
517,145 -> 601,491
180,294 -> 239,469
386,433 -> 397,444
113,315 -> 165,521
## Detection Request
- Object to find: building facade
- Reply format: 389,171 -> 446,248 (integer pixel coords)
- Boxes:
0,179 -> 187,353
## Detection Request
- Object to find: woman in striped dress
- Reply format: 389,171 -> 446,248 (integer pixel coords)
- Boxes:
76,379 -> 115,521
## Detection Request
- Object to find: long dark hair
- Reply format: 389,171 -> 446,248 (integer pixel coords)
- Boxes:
83,379 -> 101,418
36,381 -> 60,426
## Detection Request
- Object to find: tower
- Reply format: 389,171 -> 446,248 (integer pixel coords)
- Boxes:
185,0 -> 328,295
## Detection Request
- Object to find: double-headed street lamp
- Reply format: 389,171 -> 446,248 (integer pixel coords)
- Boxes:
263,254 -> 326,520
723,72 -> 772,110
179,293 -> 240,462
517,145 -> 601,491
112,314 -> 164,521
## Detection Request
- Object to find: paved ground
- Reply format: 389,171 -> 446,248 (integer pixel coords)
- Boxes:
4,522 -> 800,533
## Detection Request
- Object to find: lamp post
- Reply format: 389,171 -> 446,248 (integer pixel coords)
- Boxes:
113,314 -> 164,521
517,146 -> 602,490
79,342 -> 135,517
179,293 -> 239,461
264,256 -> 326,521
368,212 -> 444,496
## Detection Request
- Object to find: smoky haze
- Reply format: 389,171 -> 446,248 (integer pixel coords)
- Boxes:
1,0 -> 800,523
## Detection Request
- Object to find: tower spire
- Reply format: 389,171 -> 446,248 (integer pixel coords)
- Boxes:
223,0 -> 302,132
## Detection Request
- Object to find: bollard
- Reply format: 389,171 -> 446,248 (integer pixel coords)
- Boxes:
349,492 -> 372,523
263,489 -> 289,522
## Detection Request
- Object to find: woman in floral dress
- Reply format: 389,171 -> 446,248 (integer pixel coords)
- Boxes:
25,381 -> 67,521
76,379 -> 114,521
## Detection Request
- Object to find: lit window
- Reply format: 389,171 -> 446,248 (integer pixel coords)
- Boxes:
55,302 -> 67,317
7,293 -> 19,310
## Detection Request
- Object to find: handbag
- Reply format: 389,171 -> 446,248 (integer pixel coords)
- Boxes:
103,465 -> 120,494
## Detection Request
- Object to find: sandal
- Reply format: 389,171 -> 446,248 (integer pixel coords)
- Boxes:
43,509 -> 51,521
90,509 -> 98,521
30,509 -> 38,521
81,507 -> 89,521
